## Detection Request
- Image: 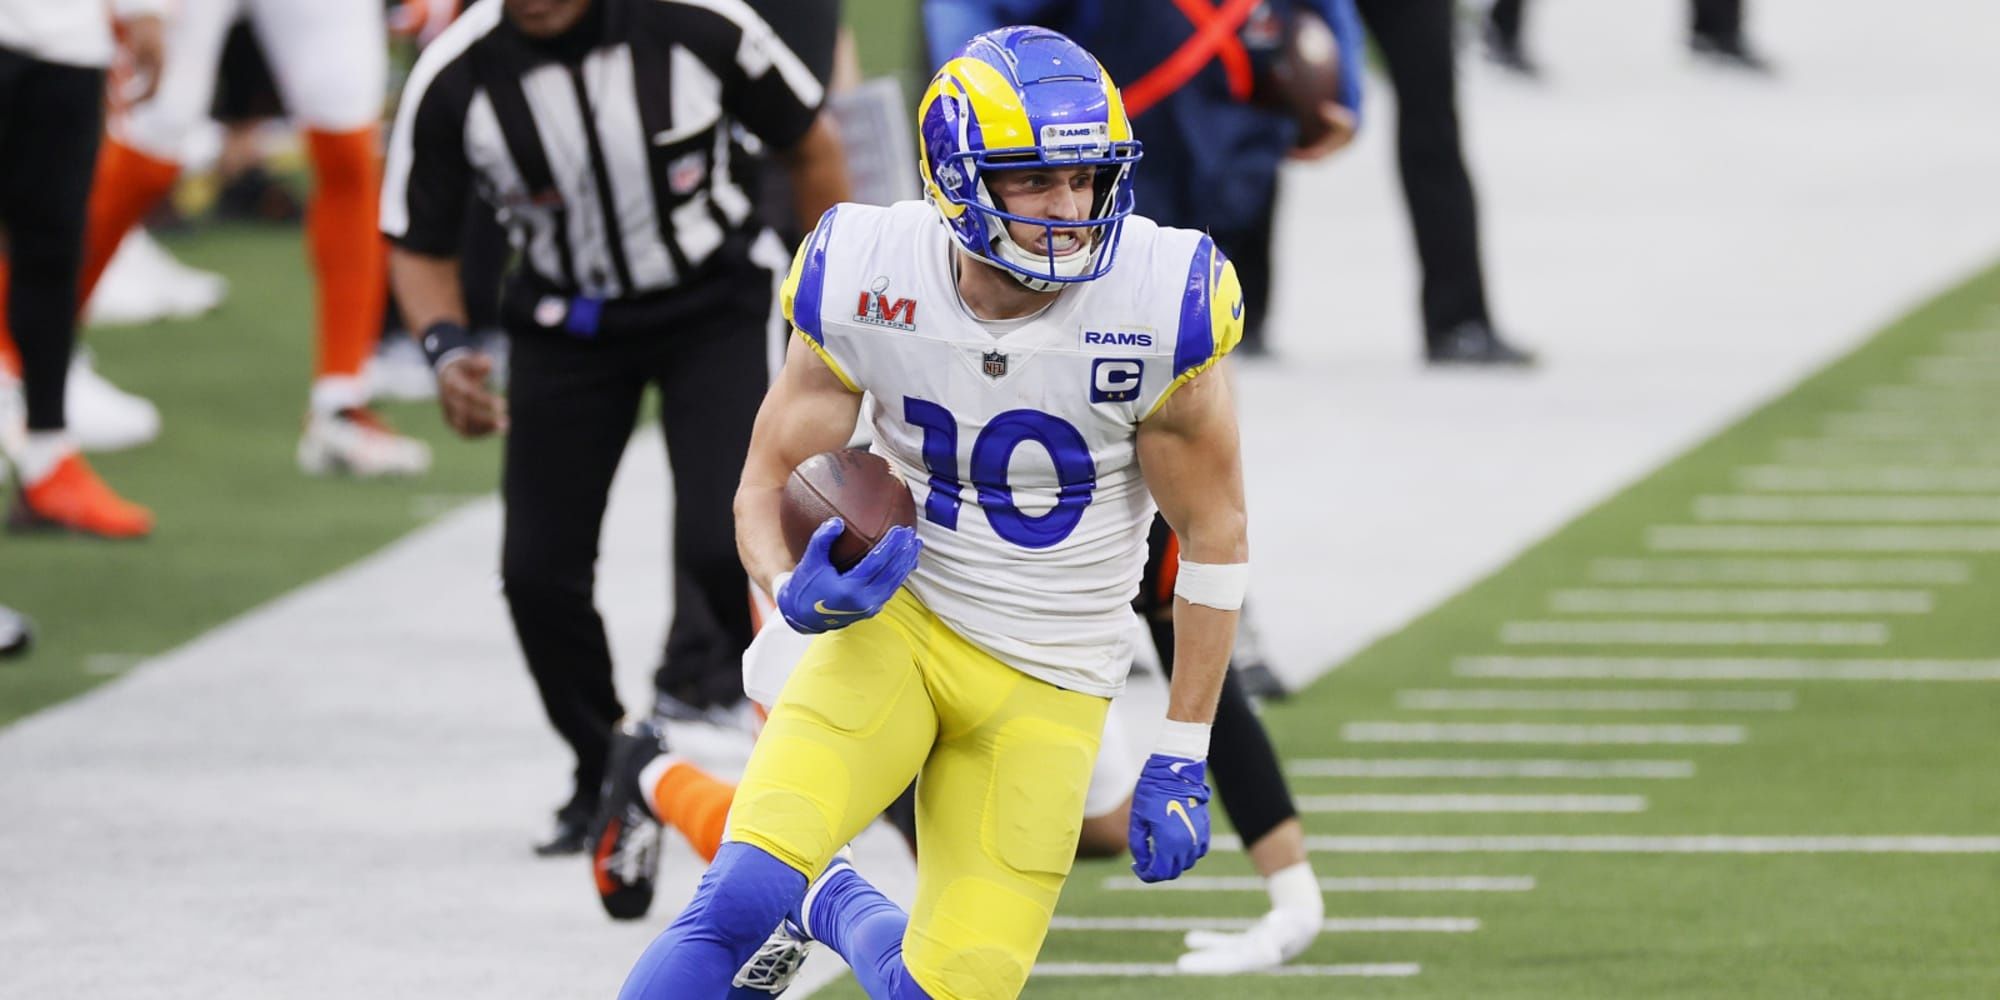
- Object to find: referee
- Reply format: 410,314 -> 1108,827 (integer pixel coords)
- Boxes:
382,0 -> 847,855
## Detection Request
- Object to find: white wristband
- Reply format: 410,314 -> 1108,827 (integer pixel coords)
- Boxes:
1154,719 -> 1212,761
1174,560 -> 1249,611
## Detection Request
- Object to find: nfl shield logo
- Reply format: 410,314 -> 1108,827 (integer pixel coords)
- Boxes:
981,350 -> 1008,379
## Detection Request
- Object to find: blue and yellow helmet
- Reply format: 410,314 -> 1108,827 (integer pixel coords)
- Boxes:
917,27 -> 1143,291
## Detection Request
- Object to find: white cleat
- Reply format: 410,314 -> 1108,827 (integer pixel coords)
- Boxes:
66,349 -> 161,452
297,407 -> 432,478
1176,904 -> 1324,975
0,369 -> 22,485
85,229 -> 228,326
730,920 -> 814,995
365,335 -> 439,403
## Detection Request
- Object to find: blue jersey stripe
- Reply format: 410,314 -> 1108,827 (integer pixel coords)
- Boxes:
1173,234 -> 1216,379
794,206 -> 838,344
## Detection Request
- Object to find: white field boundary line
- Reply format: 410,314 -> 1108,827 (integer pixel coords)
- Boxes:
1455,656 -> 2000,681
1547,588 -> 1930,615
1396,689 -> 1795,712
1033,963 -> 1421,978
1775,439 -> 2000,465
1588,558 -> 1971,585
1649,525 -> 2000,552
1101,875 -> 1538,893
1048,916 -> 1480,934
1501,620 -> 1887,645
1824,413 -> 2000,438
1287,758 -> 1695,779
1297,794 -> 1647,814
1205,835 -> 2000,855
1341,722 -> 1745,745
1694,495 -> 2000,522
1736,466 -> 2000,492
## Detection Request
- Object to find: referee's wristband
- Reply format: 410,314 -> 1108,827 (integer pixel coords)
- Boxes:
419,320 -> 477,373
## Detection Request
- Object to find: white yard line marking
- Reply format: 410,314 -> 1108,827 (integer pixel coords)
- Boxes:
1939,330 -> 2000,354
1548,588 -> 1930,615
1501,620 -> 1888,645
1649,525 -> 2000,552
1033,963 -> 1422,978
1736,466 -> 2000,492
1396,689 -> 1794,712
1298,794 -> 1647,813
1775,439 -> 2000,465
1048,916 -> 1480,933
1588,557 -> 1971,585
1288,758 -> 1695,779
1341,722 -> 1745,745
1101,875 -> 1539,893
1455,656 -> 2000,681
1241,835 -> 2000,855
1823,413 -> 2000,438
1694,495 -> 2000,522
1911,358 -> 2000,386
1860,385 -> 2000,412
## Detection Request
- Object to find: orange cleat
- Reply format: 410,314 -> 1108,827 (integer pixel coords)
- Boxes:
9,453 -> 154,539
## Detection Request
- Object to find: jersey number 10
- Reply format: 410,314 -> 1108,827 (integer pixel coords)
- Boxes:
903,396 -> 1097,549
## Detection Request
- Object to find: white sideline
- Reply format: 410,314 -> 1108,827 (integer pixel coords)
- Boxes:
1048,916 -> 1480,933
1735,466 -> 2000,493
1455,656 -> 2000,681
1500,620 -> 1888,645
1587,558 -> 1972,585
1395,690 -> 1795,712
1287,758 -> 1695,779
1102,875 -> 1538,893
1547,588 -> 1931,615
1694,495 -> 2000,522
1296,794 -> 1647,814
1341,722 -> 1746,745
1235,836 -> 2000,855
1032,963 -> 1422,978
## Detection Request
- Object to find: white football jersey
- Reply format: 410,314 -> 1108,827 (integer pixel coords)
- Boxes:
780,200 -> 1242,696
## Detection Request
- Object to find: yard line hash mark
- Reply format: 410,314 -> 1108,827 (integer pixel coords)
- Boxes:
1287,758 -> 1695,779
1396,689 -> 1794,712
1341,722 -> 1745,745
1501,620 -> 1887,645
1455,657 -> 2000,682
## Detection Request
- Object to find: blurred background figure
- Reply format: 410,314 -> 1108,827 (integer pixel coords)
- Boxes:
0,0 -> 431,485
0,0 -> 164,538
1484,0 -> 1774,77
1354,0 -> 1532,365
383,0 -> 848,855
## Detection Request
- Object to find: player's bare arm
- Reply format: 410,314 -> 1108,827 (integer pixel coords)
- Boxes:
733,335 -> 866,596
1137,362 -> 1249,727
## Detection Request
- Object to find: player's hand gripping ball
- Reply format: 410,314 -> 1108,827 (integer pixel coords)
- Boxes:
776,449 -> 922,633
1128,754 -> 1212,883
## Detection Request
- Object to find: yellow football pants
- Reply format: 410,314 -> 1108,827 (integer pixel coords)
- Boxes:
725,590 -> 1110,999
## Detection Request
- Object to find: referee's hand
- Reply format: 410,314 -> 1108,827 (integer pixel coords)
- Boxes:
437,353 -> 508,438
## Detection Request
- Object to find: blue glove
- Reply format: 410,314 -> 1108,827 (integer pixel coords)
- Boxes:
776,518 -> 922,634
1128,754 -> 1211,883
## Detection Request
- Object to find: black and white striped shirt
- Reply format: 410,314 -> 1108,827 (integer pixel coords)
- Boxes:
381,0 -> 826,301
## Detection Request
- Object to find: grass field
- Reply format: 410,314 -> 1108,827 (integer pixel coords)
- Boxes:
817,265 -> 2000,996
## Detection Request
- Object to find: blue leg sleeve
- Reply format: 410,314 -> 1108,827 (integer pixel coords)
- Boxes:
617,842 -> 807,1000
806,864 -> 933,1000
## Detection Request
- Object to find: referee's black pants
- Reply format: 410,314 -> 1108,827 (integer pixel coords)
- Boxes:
1352,0 -> 1494,343
0,46 -> 103,433
499,270 -> 771,819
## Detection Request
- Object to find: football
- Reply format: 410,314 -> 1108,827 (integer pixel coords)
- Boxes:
780,448 -> 918,571
1253,7 -> 1343,149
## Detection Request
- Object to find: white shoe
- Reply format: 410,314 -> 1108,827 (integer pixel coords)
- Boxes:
85,229 -> 228,327
67,349 -> 161,452
731,920 -> 814,994
365,335 -> 438,403
0,369 -> 23,485
297,407 -> 432,478
1176,904 -> 1323,975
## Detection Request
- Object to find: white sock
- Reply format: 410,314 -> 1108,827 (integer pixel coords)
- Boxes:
635,753 -> 685,820
1266,861 -> 1323,916
19,431 -> 76,485
309,376 -> 369,416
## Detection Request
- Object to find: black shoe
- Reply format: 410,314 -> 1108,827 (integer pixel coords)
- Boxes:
1482,21 -> 1541,78
588,717 -> 670,920
1425,321 -> 1538,367
1690,32 -> 1774,73
0,604 -> 31,659
212,166 -> 304,224
534,811 -> 593,857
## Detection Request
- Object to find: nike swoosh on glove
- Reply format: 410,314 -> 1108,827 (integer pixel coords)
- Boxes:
776,518 -> 922,634
1128,755 -> 1211,883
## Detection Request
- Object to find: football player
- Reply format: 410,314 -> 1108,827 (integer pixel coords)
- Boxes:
617,27 -> 1248,999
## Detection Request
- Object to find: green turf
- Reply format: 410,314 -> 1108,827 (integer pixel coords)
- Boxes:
814,261 -> 2000,999
0,225 -> 502,724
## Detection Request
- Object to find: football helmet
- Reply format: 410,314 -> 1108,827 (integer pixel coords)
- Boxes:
917,26 -> 1143,291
